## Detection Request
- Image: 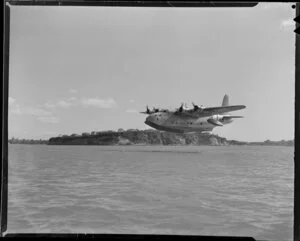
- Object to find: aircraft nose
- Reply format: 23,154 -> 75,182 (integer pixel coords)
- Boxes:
145,113 -> 159,126
145,114 -> 159,129
145,115 -> 154,124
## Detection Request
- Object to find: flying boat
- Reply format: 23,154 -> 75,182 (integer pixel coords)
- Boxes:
140,94 -> 246,134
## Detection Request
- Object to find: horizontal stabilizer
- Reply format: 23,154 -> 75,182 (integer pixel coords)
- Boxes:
200,131 -> 213,136
222,115 -> 244,119
207,119 -> 223,126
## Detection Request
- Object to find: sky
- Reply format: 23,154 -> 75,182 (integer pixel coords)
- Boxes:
8,3 -> 295,142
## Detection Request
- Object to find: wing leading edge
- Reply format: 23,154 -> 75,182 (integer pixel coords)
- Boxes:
203,105 -> 246,114
174,105 -> 246,117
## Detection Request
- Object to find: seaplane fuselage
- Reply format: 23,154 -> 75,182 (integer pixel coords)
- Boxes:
142,94 -> 245,134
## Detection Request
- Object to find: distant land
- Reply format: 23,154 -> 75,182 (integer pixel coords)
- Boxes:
9,129 -> 294,146
8,138 -> 48,145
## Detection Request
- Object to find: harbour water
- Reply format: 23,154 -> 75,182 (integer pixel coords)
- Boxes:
7,144 -> 293,240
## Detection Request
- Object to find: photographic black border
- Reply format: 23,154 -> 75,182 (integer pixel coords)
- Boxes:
1,1 -> 297,241
5,1 -> 258,7
1,0 -> 9,237
294,2 -> 300,241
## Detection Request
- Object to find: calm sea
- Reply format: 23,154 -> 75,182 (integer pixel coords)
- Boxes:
7,144 -> 293,240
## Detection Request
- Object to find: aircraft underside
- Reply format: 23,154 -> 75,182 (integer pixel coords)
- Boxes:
145,119 -> 214,134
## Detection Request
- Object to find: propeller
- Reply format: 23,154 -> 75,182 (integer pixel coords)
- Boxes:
192,102 -> 205,112
140,105 -> 153,114
192,102 -> 199,111
178,103 -> 184,112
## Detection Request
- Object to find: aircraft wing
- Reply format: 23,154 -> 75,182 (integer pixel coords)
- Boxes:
173,105 -> 245,117
173,111 -> 196,117
203,105 -> 246,114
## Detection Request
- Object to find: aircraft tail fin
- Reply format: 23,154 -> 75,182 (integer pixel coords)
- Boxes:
222,94 -> 229,107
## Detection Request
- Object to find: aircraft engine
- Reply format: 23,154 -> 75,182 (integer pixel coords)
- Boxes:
192,102 -> 205,112
192,102 -> 199,111
178,103 -> 184,112
153,107 -> 159,113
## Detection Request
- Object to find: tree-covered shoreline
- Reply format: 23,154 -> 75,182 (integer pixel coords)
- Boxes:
8,129 -> 293,146
8,137 -> 48,145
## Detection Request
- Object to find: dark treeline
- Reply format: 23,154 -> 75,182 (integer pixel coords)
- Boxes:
47,129 -> 294,146
8,137 -> 48,145
8,130 -> 294,146
249,139 -> 294,146
49,129 -> 221,146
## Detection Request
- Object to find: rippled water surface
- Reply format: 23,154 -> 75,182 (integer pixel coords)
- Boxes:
7,144 -> 293,240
